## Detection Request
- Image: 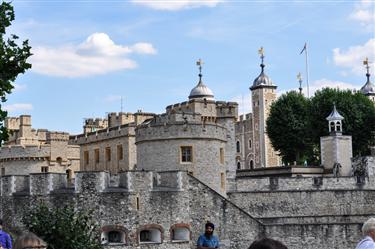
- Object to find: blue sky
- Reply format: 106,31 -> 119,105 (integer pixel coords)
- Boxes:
4,0 -> 375,134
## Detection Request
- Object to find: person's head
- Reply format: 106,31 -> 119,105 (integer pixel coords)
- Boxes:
0,219 -> 3,230
205,222 -> 215,236
248,238 -> 288,249
14,233 -> 47,249
362,218 -> 375,240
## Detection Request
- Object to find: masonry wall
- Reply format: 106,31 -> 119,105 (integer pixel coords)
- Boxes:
1,171 -> 263,249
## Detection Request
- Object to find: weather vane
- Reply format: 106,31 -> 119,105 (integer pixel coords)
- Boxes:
297,72 -> 303,95
258,47 -> 265,63
363,57 -> 372,82
196,58 -> 204,82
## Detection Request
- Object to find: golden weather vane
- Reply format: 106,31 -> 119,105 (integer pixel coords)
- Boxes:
196,58 -> 204,82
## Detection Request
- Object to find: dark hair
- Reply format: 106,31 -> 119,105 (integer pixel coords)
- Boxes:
0,219 -> 2,225
248,238 -> 288,249
205,222 -> 215,230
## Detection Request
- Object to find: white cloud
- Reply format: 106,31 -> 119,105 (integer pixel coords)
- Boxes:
349,0 -> 375,31
280,79 -> 361,97
132,0 -> 223,11
31,33 -> 157,77
3,103 -> 33,112
333,38 -> 374,76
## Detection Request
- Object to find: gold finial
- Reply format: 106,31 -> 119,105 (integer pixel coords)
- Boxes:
363,57 -> 371,80
297,72 -> 302,81
258,47 -> 264,57
196,59 -> 204,82
363,57 -> 369,65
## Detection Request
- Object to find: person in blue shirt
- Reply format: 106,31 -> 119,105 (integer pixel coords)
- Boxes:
0,219 -> 12,249
197,222 -> 219,249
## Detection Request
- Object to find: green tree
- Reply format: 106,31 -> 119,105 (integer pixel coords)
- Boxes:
310,88 -> 375,156
266,91 -> 312,164
22,203 -> 102,249
0,1 -> 32,143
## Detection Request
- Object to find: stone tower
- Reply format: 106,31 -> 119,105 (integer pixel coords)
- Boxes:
249,48 -> 280,168
360,57 -> 375,103
320,105 -> 353,176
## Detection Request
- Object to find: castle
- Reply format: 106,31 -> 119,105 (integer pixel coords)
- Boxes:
1,53 -> 375,249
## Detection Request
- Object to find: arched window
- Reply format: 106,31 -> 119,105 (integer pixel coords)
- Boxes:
250,160 -> 254,169
170,224 -> 191,242
236,141 -> 240,153
56,157 -> 62,166
101,225 -> 127,245
139,225 -> 163,244
237,161 -> 241,170
336,121 -> 341,132
330,121 -> 335,132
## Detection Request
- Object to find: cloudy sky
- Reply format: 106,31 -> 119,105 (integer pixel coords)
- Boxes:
5,0 -> 375,134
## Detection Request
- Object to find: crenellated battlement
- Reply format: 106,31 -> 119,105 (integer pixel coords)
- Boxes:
70,124 -> 136,145
0,170 -> 187,196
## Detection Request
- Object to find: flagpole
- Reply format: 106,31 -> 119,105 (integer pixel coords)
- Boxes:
305,43 -> 310,98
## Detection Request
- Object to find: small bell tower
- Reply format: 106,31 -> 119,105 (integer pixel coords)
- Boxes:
320,105 -> 353,176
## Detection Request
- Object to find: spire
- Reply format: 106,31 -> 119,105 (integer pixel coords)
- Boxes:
297,72 -> 303,95
258,47 -> 265,73
364,57 -> 371,83
360,57 -> 375,96
196,58 -> 204,84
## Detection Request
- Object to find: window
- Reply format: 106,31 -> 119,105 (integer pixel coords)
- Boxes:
139,227 -> 162,244
220,172 -> 225,191
95,149 -> 100,164
237,162 -> 241,170
106,147 -> 111,162
248,139 -> 252,149
1,168 -> 5,176
236,141 -> 240,153
84,151 -> 89,165
171,225 -> 190,242
41,166 -> 48,173
220,148 -> 224,164
180,146 -> 193,163
56,157 -> 62,165
250,160 -> 254,169
117,145 -> 123,160
101,226 -> 127,245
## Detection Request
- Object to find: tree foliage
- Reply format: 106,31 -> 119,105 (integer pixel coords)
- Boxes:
0,2 -> 32,143
310,88 -> 375,156
22,203 -> 102,249
266,91 -> 312,164
267,88 -> 375,164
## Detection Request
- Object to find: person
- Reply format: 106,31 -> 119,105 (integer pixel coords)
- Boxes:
0,219 -> 12,249
197,222 -> 219,249
13,233 -> 47,249
355,218 -> 375,249
248,238 -> 288,249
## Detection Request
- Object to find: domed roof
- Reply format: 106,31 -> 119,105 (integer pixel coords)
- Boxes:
326,104 -> 344,121
360,75 -> 375,96
189,80 -> 214,100
250,63 -> 276,90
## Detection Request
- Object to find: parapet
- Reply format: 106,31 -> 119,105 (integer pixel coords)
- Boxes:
1,171 -> 187,196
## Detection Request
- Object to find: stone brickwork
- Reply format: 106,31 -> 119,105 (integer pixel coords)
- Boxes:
235,114 -> 254,170
1,171 -> 263,249
0,116 -> 80,178
70,112 -> 155,174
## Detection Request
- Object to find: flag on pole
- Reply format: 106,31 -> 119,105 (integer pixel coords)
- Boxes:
300,43 -> 307,54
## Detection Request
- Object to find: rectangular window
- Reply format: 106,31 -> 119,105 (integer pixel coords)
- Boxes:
95,149 -> 100,164
41,166 -> 49,173
1,168 -> 5,176
84,151 -> 89,165
105,147 -> 111,162
220,172 -> 225,191
220,148 -> 224,164
180,146 -> 193,163
117,145 -> 123,160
